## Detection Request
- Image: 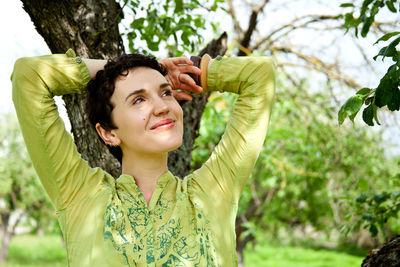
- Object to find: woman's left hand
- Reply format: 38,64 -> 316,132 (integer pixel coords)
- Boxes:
159,57 -> 202,101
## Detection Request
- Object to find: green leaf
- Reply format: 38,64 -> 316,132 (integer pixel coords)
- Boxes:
386,35 -> 400,51
338,95 -> 364,124
375,32 -> 400,44
181,31 -> 190,45
376,36 -> 400,60
344,12 -> 360,29
369,224 -> 378,237
147,41 -> 159,51
174,50 -> 184,57
375,77 -> 393,107
356,193 -> 369,203
365,96 -> 374,105
362,103 -> 374,126
172,32 -> 178,44
344,213 -> 352,221
194,18 -> 203,28
174,0 -> 183,12
361,16 -> 373,37
211,22 -> 218,32
387,86 -> 400,111
362,213 -> 374,220
386,0 -> 397,12
340,3 -> 355,7
373,103 -> 381,125
358,178 -> 370,190
361,0 -> 374,10
340,225 -> 350,235
356,87 -> 373,96
374,193 -> 387,203
130,17 -> 145,29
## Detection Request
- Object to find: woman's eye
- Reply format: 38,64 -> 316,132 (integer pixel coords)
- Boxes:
162,89 -> 172,97
133,97 -> 144,104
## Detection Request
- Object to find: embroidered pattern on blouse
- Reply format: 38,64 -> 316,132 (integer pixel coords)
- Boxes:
103,188 -> 219,266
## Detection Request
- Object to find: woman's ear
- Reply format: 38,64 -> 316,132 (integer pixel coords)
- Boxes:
95,123 -> 121,146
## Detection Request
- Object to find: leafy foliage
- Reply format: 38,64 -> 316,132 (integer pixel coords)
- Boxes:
339,0 -> 400,125
342,166 -> 400,238
341,0 -> 398,38
121,0 -> 223,56
192,72 -> 398,243
191,92 -> 237,169
0,113 -> 54,235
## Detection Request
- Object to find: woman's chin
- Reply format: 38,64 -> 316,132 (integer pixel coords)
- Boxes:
149,135 -> 182,153
166,139 -> 183,152
169,144 -> 182,152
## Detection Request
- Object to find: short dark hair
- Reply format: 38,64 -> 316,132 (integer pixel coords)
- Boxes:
86,53 -> 168,163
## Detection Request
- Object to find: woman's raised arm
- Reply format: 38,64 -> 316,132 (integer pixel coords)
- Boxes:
191,56 -> 276,204
11,51 -> 108,210
82,58 -> 107,79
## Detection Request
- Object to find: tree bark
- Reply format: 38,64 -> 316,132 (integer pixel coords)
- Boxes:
0,213 -> 11,263
362,236 -> 400,267
21,0 -> 124,177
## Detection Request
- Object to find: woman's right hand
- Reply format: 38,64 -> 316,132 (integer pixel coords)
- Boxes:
159,57 -> 203,101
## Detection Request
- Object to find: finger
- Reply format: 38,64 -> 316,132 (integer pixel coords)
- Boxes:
179,73 -> 196,86
169,57 -> 193,65
173,91 -> 193,101
165,75 -> 171,85
177,83 -> 203,93
179,74 -> 203,92
179,65 -> 201,75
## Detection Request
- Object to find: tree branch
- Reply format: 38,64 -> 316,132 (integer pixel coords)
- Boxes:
238,0 -> 270,56
253,14 -> 340,50
274,46 -> 361,88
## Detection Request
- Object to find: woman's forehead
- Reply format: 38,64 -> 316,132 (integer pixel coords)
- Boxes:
116,67 -> 166,89
112,67 -> 168,100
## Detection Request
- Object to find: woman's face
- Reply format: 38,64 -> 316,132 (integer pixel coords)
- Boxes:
109,67 -> 183,155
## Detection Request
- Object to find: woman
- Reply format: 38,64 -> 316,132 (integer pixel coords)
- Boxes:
11,49 -> 275,266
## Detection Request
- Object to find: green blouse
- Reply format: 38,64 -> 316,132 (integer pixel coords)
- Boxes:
11,52 -> 275,266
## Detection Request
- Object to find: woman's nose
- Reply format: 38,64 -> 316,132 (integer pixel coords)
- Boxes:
153,97 -> 169,116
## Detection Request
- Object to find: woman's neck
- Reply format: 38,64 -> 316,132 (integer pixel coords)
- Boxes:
121,151 -> 168,205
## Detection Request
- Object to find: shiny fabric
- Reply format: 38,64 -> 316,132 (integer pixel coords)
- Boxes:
11,52 -> 275,266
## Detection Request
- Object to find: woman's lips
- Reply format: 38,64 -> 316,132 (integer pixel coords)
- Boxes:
150,119 -> 175,130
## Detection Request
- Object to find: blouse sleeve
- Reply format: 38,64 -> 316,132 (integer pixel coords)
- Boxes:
191,56 -> 275,204
11,51 -> 106,210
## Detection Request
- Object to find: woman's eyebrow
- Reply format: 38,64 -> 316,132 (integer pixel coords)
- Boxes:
125,83 -> 172,102
160,83 -> 172,89
125,89 -> 145,102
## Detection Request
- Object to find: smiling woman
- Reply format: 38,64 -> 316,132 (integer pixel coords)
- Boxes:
100,67 -> 183,156
11,50 -> 275,266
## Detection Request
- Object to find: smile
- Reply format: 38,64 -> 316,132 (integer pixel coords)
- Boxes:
150,119 -> 175,130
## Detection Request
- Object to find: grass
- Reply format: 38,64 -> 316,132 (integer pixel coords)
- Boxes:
0,235 -> 365,267
244,241 -> 365,267
0,235 -> 66,267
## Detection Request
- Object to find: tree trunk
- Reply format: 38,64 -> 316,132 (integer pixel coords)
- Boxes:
235,215 -> 256,267
0,211 -> 24,263
362,235 -> 400,267
0,213 -> 11,263
21,0 -> 227,179
21,0 -> 124,177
